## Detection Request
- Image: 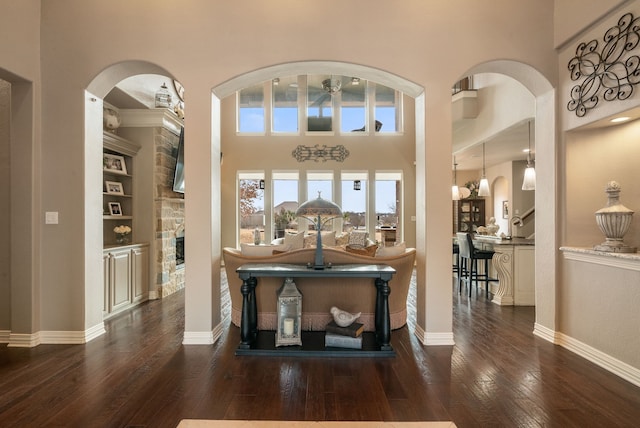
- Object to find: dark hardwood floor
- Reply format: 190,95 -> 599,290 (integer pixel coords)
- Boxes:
1,280 -> 640,427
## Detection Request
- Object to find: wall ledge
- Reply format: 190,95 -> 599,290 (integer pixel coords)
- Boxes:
560,246 -> 640,271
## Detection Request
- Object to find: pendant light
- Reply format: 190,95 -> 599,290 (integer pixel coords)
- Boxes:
522,121 -> 536,191
452,156 -> 460,201
478,143 -> 490,197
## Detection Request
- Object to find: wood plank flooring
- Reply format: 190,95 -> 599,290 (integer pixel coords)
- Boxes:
1,281 -> 640,427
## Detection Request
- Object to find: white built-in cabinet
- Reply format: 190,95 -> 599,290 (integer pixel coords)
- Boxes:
103,244 -> 150,318
103,127 -> 150,318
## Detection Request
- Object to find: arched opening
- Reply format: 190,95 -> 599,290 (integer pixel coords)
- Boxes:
452,60 -> 556,335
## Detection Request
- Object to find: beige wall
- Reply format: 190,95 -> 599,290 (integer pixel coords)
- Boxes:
0,80 -> 10,331
557,2 -> 640,380
0,1 -> 562,346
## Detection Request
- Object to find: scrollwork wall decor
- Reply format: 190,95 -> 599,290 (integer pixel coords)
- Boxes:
568,12 -> 640,117
292,144 -> 350,162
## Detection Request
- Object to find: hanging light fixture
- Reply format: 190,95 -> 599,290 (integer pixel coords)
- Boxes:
522,121 -> 536,191
478,143 -> 490,197
452,156 -> 460,201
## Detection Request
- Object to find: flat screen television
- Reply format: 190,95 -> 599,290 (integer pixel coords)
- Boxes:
172,127 -> 185,193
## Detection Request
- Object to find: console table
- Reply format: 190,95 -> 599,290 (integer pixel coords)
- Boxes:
235,263 -> 396,357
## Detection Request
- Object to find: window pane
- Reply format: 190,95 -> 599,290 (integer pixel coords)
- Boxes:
238,175 -> 264,244
307,75 -> 334,132
375,172 -> 402,245
273,178 -> 299,239
341,179 -> 367,232
238,84 -> 264,133
341,77 -> 366,132
272,76 -> 298,133
374,83 -> 398,133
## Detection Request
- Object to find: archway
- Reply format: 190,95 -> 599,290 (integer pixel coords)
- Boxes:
453,60 -> 556,336
85,61 -> 179,337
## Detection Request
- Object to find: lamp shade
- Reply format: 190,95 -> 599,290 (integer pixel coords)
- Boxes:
452,185 -> 460,201
522,166 -> 536,191
478,177 -> 490,197
295,192 -> 342,220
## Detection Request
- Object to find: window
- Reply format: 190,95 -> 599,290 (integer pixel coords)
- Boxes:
272,76 -> 298,133
307,171 -> 334,231
272,171 -> 299,239
238,84 -> 265,133
341,172 -> 368,232
375,171 -> 402,244
238,172 -> 264,244
374,83 -> 402,133
307,75 -> 334,132
340,78 -> 367,133
237,75 -> 404,135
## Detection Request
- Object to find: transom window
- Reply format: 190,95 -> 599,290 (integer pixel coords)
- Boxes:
237,75 -> 403,135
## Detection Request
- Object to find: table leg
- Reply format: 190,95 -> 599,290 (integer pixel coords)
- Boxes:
239,277 -> 257,348
375,277 -> 392,351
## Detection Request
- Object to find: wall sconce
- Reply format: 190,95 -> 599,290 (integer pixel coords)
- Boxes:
259,179 -> 265,190
353,180 -> 361,191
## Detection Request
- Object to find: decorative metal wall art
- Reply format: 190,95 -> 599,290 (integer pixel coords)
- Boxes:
568,12 -> 640,117
292,144 -> 350,162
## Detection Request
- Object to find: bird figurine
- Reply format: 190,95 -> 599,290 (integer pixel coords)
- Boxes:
330,306 -> 361,327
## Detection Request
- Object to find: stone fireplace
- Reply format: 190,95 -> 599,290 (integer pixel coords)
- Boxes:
154,125 -> 185,298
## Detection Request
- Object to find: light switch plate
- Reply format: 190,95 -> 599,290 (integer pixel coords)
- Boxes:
45,211 -> 59,224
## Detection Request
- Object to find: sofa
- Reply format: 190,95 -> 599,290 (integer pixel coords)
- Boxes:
222,245 -> 416,332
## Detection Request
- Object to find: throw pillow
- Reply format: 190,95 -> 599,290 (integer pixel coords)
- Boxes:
346,244 -> 378,257
376,242 -> 406,257
335,232 -> 350,246
304,231 -> 336,248
284,231 -> 305,250
348,230 -> 368,248
240,243 -> 290,256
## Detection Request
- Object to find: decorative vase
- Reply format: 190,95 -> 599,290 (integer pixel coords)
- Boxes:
594,181 -> 636,253
115,233 -> 129,245
103,107 -> 121,133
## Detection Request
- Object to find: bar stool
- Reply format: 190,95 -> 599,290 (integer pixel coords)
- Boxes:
456,232 -> 497,298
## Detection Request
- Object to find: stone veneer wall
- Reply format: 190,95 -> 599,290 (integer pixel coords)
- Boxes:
154,126 -> 185,298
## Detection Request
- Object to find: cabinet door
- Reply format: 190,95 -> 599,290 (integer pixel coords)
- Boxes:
131,245 -> 149,303
109,249 -> 132,313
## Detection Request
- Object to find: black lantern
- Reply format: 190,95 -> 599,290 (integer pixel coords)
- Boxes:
276,278 -> 302,347
353,180 -> 361,191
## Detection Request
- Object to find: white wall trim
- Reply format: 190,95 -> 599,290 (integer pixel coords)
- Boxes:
555,332 -> 640,388
182,330 -> 215,345
0,330 -> 9,343
7,332 -> 40,347
414,325 -> 455,346
534,322 -> 640,388
561,246 -> 640,271
533,322 -> 557,343
84,323 -> 107,343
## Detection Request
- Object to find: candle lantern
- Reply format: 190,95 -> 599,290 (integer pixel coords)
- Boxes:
276,277 -> 302,347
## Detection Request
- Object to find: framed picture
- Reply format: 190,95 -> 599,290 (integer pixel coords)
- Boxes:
502,200 -> 509,219
103,153 -> 127,175
105,180 -> 124,195
108,202 -> 123,216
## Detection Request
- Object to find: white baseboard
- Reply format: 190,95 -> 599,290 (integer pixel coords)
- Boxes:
534,323 -> 640,388
6,323 -> 106,347
555,332 -> 640,388
183,330 -> 215,345
0,330 -> 10,343
7,332 -> 41,347
413,324 -> 455,346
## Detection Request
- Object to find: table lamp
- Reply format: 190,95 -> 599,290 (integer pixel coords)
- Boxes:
295,192 -> 342,269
